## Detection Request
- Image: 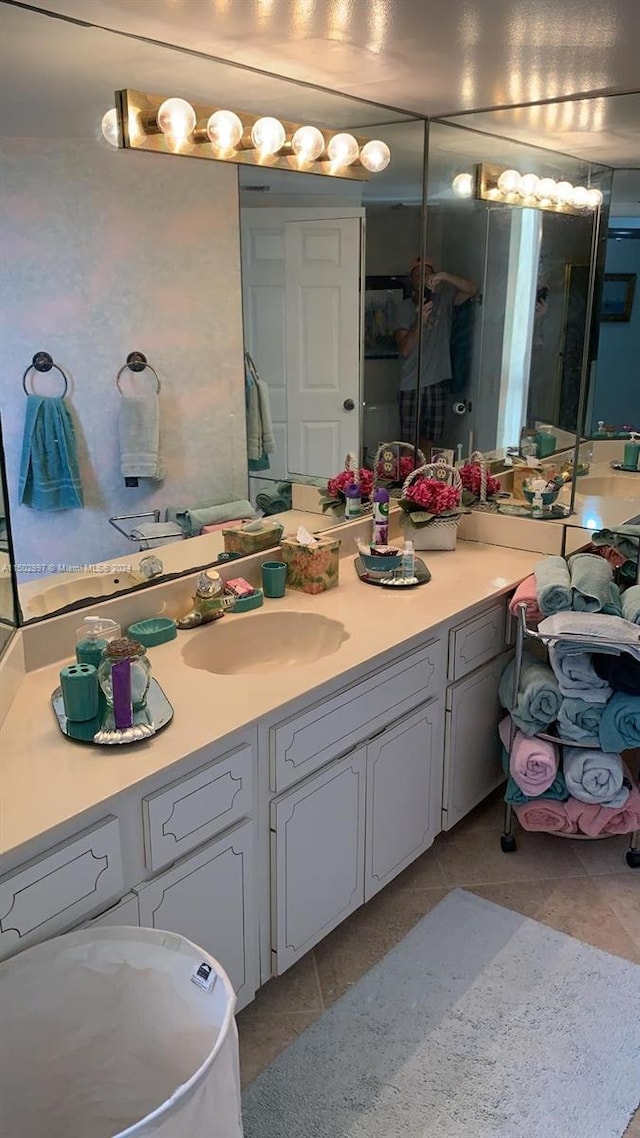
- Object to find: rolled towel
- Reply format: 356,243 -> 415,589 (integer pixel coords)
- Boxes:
509,576 -> 542,624
568,552 -> 614,613
556,698 -> 604,745
563,746 -> 628,807
538,612 -> 640,663
603,582 -> 623,617
599,692 -> 640,752
534,556 -> 572,616
622,585 -> 640,625
565,765 -> 640,836
498,653 -> 562,736
184,500 -> 255,537
547,642 -> 612,703
498,716 -> 560,796
513,800 -> 578,834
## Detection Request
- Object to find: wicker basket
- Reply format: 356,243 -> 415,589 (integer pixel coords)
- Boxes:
373,441 -> 427,484
465,451 -> 499,512
400,460 -> 463,551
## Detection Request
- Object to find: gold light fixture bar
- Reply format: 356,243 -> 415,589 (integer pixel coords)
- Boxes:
115,89 -> 377,180
475,163 -> 602,215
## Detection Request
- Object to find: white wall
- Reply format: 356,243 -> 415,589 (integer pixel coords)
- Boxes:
0,139 -> 248,577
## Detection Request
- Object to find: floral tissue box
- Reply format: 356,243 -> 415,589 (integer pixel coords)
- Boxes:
222,521 -> 284,555
281,537 -> 340,594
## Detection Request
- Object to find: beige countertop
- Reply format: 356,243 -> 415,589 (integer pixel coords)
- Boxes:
0,541 -> 539,859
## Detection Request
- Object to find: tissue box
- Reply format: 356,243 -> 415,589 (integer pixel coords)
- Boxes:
222,521 -> 284,555
281,537 -> 340,594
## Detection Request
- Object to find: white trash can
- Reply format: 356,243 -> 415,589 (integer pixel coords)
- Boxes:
0,926 -> 244,1138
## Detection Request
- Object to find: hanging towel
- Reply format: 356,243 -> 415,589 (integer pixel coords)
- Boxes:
622,585 -> 640,625
19,395 -> 83,510
563,746 -> 628,807
599,692 -> 640,752
568,552 -> 614,613
498,716 -> 559,796
498,652 -> 561,736
556,698 -> 604,745
534,556 -> 572,616
119,391 -> 164,481
509,576 -> 542,624
246,356 -> 275,470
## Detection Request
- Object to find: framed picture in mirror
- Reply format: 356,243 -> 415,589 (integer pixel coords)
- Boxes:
602,273 -> 636,322
364,275 -> 408,358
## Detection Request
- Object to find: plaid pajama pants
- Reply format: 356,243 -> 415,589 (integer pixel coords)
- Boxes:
399,381 -> 449,443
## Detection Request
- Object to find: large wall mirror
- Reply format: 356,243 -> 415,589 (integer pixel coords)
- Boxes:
0,3 -> 425,624
0,416 -> 19,657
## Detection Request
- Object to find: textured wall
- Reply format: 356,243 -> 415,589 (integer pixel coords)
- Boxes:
0,138 -> 248,579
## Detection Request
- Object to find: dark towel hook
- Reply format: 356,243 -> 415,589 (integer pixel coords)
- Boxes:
116,351 -> 160,394
22,352 -> 69,398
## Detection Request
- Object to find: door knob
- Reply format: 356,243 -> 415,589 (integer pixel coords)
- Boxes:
343,398 -> 355,411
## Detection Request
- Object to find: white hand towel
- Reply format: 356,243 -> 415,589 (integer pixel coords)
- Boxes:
119,392 -> 164,481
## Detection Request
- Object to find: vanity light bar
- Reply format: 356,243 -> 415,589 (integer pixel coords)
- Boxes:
470,163 -> 603,215
111,89 -> 391,179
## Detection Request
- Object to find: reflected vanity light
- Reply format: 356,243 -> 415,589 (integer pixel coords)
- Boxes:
113,89 -> 391,179
451,171 -> 474,197
475,163 -> 602,215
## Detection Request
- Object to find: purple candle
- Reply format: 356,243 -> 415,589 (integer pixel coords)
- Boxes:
111,658 -> 133,729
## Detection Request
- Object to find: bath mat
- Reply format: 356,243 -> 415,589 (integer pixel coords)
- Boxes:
243,889 -> 640,1137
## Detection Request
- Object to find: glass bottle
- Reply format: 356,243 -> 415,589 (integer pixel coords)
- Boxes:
98,637 -> 152,712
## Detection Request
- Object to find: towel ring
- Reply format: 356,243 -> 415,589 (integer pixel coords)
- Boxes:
116,351 -> 161,394
22,352 -> 69,398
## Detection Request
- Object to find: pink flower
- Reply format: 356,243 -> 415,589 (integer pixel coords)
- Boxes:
404,477 -> 461,515
459,462 -> 501,499
326,468 -> 374,502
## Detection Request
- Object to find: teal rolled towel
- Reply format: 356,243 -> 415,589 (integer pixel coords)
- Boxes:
498,651 -> 562,736
569,552 -> 614,613
600,692 -> 640,751
534,556 -> 572,616
184,500 -> 255,536
556,698 -> 604,745
622,585 -> 640,625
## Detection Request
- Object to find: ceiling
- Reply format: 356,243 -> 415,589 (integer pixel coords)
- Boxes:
16,0 -> 640,123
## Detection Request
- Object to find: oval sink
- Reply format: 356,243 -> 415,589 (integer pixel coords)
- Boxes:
576,475 -> 640,498
181,611 -> 349,675
23,572 -> 140,619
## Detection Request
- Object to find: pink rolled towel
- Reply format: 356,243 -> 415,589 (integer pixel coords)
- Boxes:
514,800 -> 578,834
509,576 -> 542,624
499,716 -> 559,796
566,766 -> 640,837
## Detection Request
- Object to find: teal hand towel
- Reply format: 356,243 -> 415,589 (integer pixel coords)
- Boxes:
622,585 -> 640,625
568,552 -> 614,613
599,692 -> 640,752
498,651 -> 562,736
534,556 -> 572,616
557,698 -> 604,745
19,395 -> 83,510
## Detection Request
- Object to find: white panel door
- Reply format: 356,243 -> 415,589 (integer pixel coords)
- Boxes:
271,747 -> 366,974
365,700 -> 444,902
285,216 -> 362,478
443,655 -> 508,831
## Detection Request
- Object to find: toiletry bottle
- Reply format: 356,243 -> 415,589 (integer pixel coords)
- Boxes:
532,491 -> 544,519
401,540 -> 415,579
372,486 -> 390,545
344,480 -> 361,519
75,616 -> 121,667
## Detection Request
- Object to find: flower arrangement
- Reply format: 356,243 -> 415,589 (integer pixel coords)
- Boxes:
459,460 -> 502,507
398,460 -> 467,550
399,475 -> 463,527
320,467 -> 375,513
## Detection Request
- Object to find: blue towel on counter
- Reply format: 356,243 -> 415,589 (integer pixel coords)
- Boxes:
498,651 -> 562,736
501,749 -> 569,803
600,692 -> 640,752
563,746 -> 629,807
534,556 -> 572,616
18,395 -> 83,510
568,553 -> 614,613
556,698 -> 604,745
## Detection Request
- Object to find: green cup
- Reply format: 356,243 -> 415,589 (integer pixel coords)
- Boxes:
261,560 -> 287,598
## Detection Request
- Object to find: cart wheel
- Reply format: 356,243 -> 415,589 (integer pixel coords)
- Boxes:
501,834 -> 517,853
626,849 -> 640,869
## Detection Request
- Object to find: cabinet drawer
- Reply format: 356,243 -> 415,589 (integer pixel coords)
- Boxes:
142,743 -> 254,871
449,601 -> 507,681
270,638 -> 445,792
0,817 -> 123,959
83,893 -> 140,929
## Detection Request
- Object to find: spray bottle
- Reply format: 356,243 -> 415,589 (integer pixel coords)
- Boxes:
372,486 -> 390,545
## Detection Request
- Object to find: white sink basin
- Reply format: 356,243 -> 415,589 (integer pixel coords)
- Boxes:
576,475 -> 640,498
22,571 -> 140,619
181,611 -> 349,675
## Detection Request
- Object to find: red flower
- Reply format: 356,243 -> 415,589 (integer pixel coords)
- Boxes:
326,468 -> 374,502
404,477 -> 461,515
459,462 -> 501,499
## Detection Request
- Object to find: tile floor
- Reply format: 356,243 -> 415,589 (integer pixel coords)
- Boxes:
237,790 -> 640,1135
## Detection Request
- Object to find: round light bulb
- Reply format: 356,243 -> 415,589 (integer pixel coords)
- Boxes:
156,98 -> 196,141
585,187 -> 604,209
101,108 -> 120,148
536,177 -> 558,202
555,180 -> 574,205
497,169 -> 521,194
206,109 -> 243,150
327,132 -> 360,167
360,139 -> 391,173
571,185 -> 590,209
452,172 -> 474,198
518,173 -> 540,197
251,116 -> 286,155
291,125 -> 325,162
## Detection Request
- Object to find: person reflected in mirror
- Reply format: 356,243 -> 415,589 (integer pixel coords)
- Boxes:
394,257 -> 477,458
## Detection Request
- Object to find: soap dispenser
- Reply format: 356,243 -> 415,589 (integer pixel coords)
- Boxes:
623,432 -> 640,471
75,616 -> 121,667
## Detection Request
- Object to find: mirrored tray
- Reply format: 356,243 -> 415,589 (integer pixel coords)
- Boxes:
51,678 -> 174,746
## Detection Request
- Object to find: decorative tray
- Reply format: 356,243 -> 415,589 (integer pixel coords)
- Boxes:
354,555 -> 431,589
51,677 -> 174,746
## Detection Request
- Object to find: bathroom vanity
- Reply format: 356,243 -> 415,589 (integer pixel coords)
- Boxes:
0,540 -> 537,1009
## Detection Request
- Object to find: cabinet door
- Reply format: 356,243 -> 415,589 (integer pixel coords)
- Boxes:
83,893 -> 140,929
135,820 -> 256,1011
365,699 -> 444,902
443,655 -> 507,830
271,748 -> 366,974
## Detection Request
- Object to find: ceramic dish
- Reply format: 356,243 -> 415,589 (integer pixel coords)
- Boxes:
354,556 -> 431,588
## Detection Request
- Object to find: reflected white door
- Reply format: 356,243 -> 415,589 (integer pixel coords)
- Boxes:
285,217 -> 362,478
